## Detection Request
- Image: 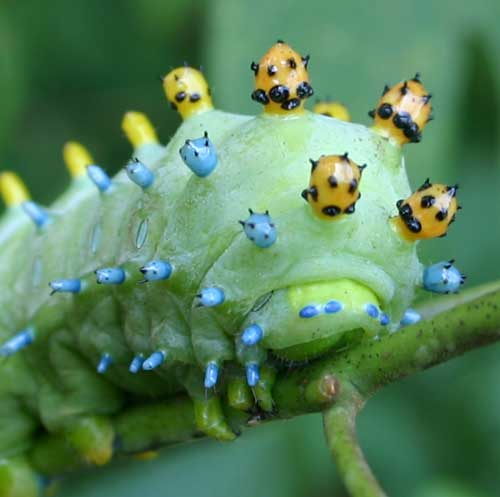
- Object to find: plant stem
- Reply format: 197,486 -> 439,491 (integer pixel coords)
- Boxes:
323,395 -> 387,497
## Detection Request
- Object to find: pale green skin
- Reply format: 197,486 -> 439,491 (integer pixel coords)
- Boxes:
0,109 -> 420,494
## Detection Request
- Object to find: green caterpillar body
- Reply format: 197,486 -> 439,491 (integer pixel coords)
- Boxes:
0,41 -> 458,497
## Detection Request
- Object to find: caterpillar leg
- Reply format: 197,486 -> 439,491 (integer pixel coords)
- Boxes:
63,416 -> 114,466
181,367 -> 236,441
252,365 -> 276,413
192,396 -> 236,441
226,375 -> 253,411
0,395 -> 40,497
226,366 -> 276,413
0,457 -> 40,497
35,329 -> 122,466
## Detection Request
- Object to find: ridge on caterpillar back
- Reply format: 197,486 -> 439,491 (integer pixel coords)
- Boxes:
0,37 -> 463,496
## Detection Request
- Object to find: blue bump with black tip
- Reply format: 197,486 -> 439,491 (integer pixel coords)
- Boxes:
423,260 -> 465,294
97,353 -> 112,374
179,131 -> 218,177
49,278 -> 81,295
125,158 -> 155,189
140,260 -> 172,282
0,328 -> 35,357
246,363 -> 260,387
87,165 -> 112,192
95,267 -> 126,285
22,201 -> 50,228
143,351 -> 165,370
197,287 -> 225,307
204,362 -> 219,389
239,209 -> 277,248
241,324 -> 264,346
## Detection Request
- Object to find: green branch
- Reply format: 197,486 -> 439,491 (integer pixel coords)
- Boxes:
323,395 -> 387,497
30,281 -> 500,497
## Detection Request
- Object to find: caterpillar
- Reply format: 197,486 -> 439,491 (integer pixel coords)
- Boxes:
0,40 -> 464,497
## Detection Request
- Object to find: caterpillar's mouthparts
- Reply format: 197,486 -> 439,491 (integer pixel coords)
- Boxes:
244,279 -> 388,360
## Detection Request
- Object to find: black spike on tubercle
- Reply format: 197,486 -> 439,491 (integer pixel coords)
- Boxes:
251,62 -> 259,75
413,72 -> 421,82
382,84 -> 390,96
309,158 -> 319,172
418,178 -> 432,191
368,109 -> 376,119
401,81 -> 408,95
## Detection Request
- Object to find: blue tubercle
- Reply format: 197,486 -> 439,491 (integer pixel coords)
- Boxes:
97,353 -> 112,374
22,201 -> 50,228
400,308 -> 422,327
365,303 -> 379,319
129,355 -> 144,374
196,287 -> 225,307
299,305 -> 320,318
140,260 -> 172,282
95,267 -> 126,285
179,131 -> 218,177
125,158 -> 155,189
239,209 -> 277,248
143,351 -> 165,370
423,260 -> 466,294
49,278 -> 81,295
246,363 -> 260,387
324,300 -> 343,314
0,327 -> 35,357
204,362 -> 219,389
241,324 -> 264,346
380,313 -> 390,326
87,164 -> 112,192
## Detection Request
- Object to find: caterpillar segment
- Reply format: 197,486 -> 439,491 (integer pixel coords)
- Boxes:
0,41 -> 463,495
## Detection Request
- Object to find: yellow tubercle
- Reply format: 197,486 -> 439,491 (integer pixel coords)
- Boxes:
313,101 -> 351,122
0,171 -> 30,207
392,180 -> 459,241
302,154 -> 364,220
251,41 -> 313,116
369,75 -> 432,145
163,67 -> 213,120
122,111 -> 159,148
63,142 -> 94,179
134,451 -> 159,461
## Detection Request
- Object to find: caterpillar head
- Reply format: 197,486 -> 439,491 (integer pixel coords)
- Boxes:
301,154 -> 365,220
162,66 -> 213,120
250,40 -> 313,115
369,74 -> 432,145
393,179 -> 459,240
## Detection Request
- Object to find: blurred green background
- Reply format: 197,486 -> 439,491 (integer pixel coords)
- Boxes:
1,0 -> 500,496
